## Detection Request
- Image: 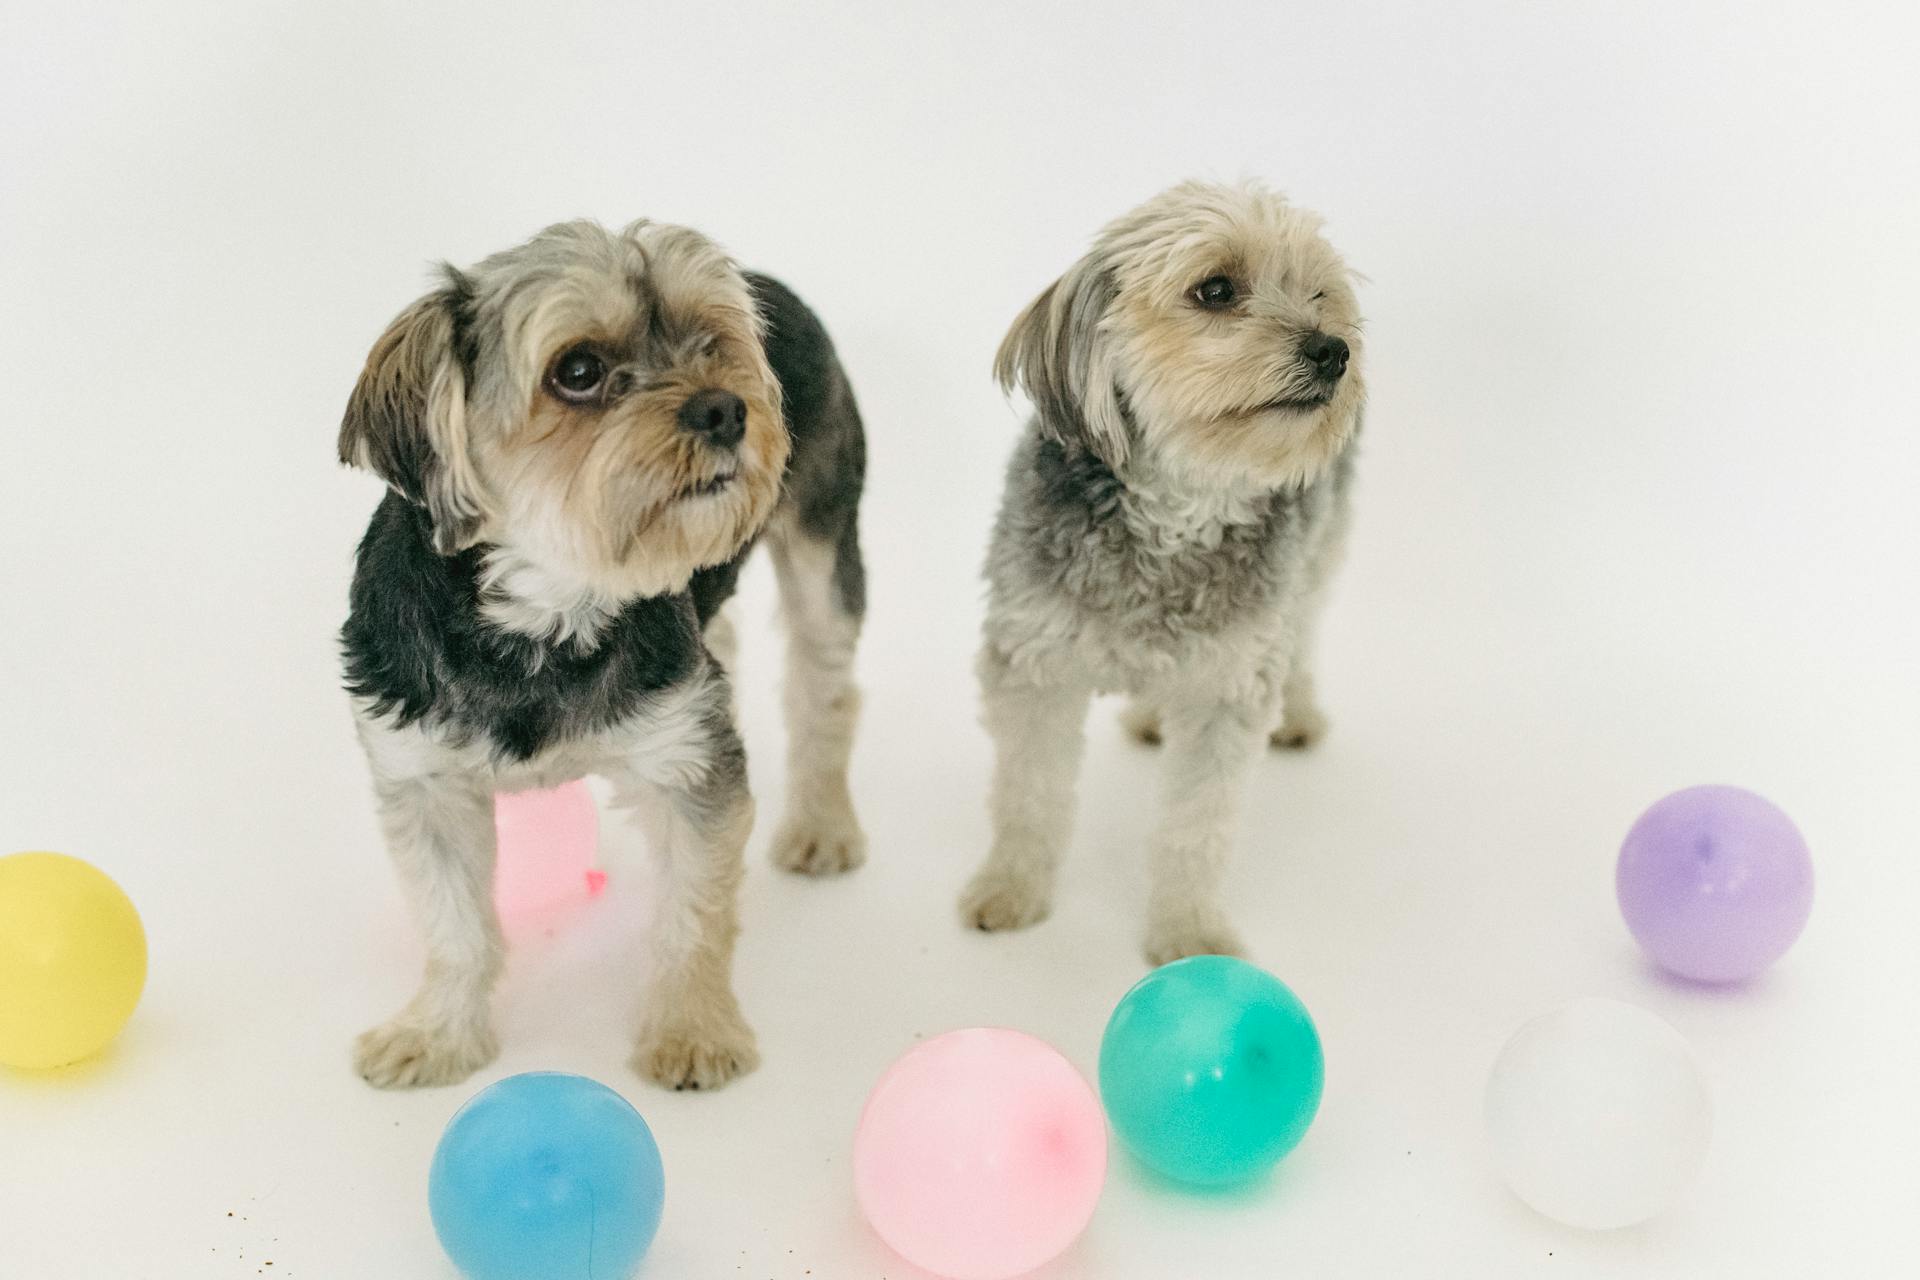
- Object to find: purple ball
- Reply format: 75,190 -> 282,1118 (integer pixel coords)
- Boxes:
1616,785 -> 1814,983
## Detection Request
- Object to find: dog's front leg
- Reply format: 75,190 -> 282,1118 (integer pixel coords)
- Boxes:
610,692 -> 760,1091
1143,695 -> 1270,966
354,771 -> 503,1089
960,646 -> 1092,932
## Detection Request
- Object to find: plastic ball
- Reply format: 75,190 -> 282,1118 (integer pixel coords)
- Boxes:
429,1072 -> 664,1280
1616,785 -> 1813,983
853,1028 -> 1107,1280
493,781 -> 605,920
1485,998 -> 1711,1230
0,851 -> 148,1069
1098,955 -> 1323,1187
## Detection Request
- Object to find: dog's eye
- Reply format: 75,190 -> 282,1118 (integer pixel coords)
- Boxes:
548,346 -> 608,403
1310,290 -> 1327,302
1191,275 -> 1238,310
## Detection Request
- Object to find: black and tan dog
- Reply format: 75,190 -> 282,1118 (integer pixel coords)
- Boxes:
338,220 -> 866,1091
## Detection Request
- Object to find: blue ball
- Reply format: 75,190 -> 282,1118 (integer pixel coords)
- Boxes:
429,1072 -> 664,1280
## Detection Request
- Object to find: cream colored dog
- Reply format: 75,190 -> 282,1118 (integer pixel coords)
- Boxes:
962,180 -> 1366,964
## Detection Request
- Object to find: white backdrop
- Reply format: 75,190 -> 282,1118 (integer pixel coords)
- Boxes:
3,2 -> 1917,1276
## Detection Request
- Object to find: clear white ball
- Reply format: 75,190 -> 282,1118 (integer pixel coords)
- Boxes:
1485,998 -> 1712,1230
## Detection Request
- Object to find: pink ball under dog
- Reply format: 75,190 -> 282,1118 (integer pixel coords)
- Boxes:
492,781 -> 605,919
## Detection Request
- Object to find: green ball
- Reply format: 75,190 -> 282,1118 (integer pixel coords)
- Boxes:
1098,955 -> 1324,1187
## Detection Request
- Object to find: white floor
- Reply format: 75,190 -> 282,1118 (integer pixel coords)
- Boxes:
3,3 -> 1917,1277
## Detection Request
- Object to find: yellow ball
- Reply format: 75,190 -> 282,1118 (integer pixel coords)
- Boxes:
0,852 -> 147,1069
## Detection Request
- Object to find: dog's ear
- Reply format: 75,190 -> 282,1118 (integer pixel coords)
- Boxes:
993,257 -> 1128,465
339,274 -> 487,554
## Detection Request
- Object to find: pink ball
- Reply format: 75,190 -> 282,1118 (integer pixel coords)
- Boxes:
493,781 -> 605,920
853,1029 -> 1107,1280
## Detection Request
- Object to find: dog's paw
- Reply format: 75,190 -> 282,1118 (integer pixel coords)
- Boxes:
960,867 -> 1053,933
1119,701 -> 1163,745
354,1018 -> 497,1090
632,1013 -> 760,1092
769,805 -> 867,876
1143,916 -> 1247,968
1270,703 -> 1329,750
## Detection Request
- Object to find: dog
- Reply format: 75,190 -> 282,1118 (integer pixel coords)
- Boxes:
960,180 -> 1365,965
337,220 -> 867,1090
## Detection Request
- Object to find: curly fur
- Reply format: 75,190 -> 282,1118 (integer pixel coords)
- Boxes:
962,180 -> 1365,963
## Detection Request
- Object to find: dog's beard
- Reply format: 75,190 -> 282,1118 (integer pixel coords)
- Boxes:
490,391 -> 789,599
613,456 -> 778,574
1132,374 -> 1362,494
601,406 -> 786,583
1244,384 -> 1336,415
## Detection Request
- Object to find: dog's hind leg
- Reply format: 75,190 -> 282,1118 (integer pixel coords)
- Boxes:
702,602 -> 740,672
1272,499 -> 1348,749
1120,697 -> 1164,745
765,520 -> 867,875
1270,619 -> 1329,749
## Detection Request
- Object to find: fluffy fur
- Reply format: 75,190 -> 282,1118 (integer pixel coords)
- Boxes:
961,181 -> 1365,964
340,220 -> 867,1091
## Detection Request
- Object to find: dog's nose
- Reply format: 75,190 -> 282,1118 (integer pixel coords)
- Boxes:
677,389 -> 748,448
1301,332 -> 1350,381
